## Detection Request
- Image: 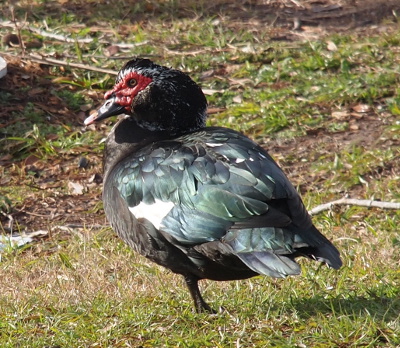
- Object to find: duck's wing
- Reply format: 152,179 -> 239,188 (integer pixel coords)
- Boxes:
106,127 -> 342,277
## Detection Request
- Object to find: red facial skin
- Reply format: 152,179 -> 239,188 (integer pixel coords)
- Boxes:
105,71 -> 153,112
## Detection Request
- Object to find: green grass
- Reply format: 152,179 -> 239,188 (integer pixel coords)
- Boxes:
0,218 -> 399,347
1,0 -> 400,346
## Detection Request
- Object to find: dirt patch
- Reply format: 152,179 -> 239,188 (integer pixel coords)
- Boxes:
268,111 -> 399,193
0,58 -> 104,231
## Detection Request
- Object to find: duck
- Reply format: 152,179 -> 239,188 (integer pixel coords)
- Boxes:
84,58 -> 342,313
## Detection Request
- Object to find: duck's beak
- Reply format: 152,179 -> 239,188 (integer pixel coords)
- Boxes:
84,95 -> 126,126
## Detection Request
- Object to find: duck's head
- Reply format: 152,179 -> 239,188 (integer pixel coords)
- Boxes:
84,58 -> 207,135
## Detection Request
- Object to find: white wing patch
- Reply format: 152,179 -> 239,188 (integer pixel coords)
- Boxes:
206,142 -> 224,147
129,199 -> 174,229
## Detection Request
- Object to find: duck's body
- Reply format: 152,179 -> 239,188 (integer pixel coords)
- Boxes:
85,58 -> 342,312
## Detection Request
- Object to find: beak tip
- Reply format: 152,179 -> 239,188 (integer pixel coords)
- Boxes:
84,96 -> 125,126
84,111 -> 98,126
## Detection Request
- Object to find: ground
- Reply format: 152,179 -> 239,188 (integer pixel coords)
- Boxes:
0,1 -> 399,346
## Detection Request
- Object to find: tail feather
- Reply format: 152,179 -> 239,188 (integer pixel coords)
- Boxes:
237,251 -> 301,278
297,243 -> 342,270
224,224 -> 342,276
294,225 -> 342,270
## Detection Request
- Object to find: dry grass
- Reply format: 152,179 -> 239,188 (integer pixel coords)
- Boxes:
1,208 -> 399,346
2,230 -> 152,305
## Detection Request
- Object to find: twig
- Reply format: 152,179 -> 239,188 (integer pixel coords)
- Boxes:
0,20 -> 148,48
4,52 -> 118,75
28,53 -> 118,75
9,6 -> 26,55
287,0 -> 305,8
60,223 -> 108,229
309,198 -> 400,216
62,54 -> 160,60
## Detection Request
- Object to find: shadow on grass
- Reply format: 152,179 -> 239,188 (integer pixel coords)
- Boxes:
291,289 -> 400,322
0,57 -> 89,161
11,0 -> 400,31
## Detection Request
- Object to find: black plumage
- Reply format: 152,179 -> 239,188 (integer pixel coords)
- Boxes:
85,58 -> 342,313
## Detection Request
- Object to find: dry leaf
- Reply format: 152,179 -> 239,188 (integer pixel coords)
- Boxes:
312,4 -> 341,13
240,45 -> 256,54
28,88 -> 45,96
68,181 -> 84,195
39,182 -> 63,189
352,104 -> 370,113
350,112 -> 364,119
105,45 -> 120,56
326,41 -> 338,51
199,70 -> 215,79
349,123 -> 359,131
0,154 -> 13,162
331,111 -> 349,120
233,95 -> 243,103
207,107 -> 226,114
202,88 -> 223,96
24,155 -> 40,166
80,104 -> 93,112
228,78 -> 252,86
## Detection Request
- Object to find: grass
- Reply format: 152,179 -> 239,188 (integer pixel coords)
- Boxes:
1,217 -> 399,347
1,0 -> 400,346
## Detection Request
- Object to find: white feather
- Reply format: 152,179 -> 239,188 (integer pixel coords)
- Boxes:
129,199 -> 174,229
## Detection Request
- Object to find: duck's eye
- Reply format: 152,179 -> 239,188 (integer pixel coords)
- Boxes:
127,78 -> 137,88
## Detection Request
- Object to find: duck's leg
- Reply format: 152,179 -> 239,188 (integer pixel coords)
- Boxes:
184,274 -> 216,313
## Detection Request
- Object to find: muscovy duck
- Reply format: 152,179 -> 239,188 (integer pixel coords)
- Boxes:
84,58 -> 342,313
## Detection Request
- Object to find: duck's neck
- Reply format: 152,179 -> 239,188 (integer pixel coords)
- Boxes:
103,117 -> 166,178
